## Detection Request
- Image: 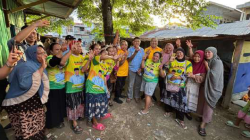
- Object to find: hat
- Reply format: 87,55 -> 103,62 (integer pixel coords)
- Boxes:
65,35 -> 75,40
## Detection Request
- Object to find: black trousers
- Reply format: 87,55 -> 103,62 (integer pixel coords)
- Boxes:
165,104 -> 185,121
159,77 -> 166,100
115,76 -> 127,98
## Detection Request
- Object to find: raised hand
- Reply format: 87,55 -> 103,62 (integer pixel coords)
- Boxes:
34,20 -> 50,27
113,55 -> 119,60
146,49 -> 151,55
41,56 -> 47,69
186,40 -> 193,48
176,39 -> 181,47
88,50 -> 94,60
7,47 -> 23,66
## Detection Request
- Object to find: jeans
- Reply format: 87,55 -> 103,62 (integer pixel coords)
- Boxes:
115,76 -> 127,99
127,70 -> 142,99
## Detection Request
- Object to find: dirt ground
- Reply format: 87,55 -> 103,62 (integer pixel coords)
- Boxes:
1,85 -> 248,140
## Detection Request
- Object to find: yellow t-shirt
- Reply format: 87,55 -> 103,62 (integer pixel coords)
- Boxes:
167,60 -> 193,87
65,54 -> 86,93
117,49 -> 129,77
145,46 -> 162,60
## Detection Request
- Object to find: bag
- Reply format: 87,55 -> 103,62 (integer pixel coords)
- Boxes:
166,61 -> 187,93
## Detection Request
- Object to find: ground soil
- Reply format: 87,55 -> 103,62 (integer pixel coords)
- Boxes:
1,86 -> 247,140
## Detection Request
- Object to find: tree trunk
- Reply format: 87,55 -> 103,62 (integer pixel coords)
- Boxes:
101,0 -> 113,44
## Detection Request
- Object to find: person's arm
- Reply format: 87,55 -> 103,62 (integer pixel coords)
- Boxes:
0,50 -> 23,80
38,56 -> 47,76
204,60 -> 210,71
15,20 -> 49,43
127,49 -> 139,62
186,40 -> 194,59
60,43 -> 77,66
113,30 -> 119,45
159,66 -> 166,78
141,57 -> 146,69
82,54 -> 94,72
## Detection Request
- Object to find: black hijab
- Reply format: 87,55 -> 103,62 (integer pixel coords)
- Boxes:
175,48 -> 185,62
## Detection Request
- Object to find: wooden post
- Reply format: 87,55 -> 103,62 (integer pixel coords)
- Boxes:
222,40 -> 244,108
8,0 -> 49,14
3,0 -> 10,27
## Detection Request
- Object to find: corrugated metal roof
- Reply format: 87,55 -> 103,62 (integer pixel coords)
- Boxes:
140,20 -> 250,40
18,0 -> 82,19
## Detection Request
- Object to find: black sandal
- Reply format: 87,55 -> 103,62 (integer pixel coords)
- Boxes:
185,113 -> 193,120
71,125 -> 83,134
198,125 -> 206,136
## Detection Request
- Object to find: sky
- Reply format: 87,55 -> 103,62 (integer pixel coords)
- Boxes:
72,0 -> 250,27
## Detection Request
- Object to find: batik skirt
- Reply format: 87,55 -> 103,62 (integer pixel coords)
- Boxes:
85,93 -> 108,120
66,91 -> 84,121
162,88 -> 189,113
4,93 -> 46,140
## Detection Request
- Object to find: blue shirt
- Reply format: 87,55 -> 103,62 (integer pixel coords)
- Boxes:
128,46 -> 144,72
70,75 -> 85,86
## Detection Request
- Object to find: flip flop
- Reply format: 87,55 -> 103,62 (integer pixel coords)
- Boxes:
138,110 -> 149,115
71,125 -> 83,134
101,113 -> 112,120
92,123 -> 105,131
198,125 -> 206,136
175,119 -> 187,129
241,131 -> 250,138
245,123 -> 250,129
226,121 -> 240,129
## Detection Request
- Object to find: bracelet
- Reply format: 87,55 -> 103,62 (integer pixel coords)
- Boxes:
5,62 -> 15,68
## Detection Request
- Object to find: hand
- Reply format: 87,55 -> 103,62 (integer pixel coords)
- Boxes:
135,47 -> 140,52
186,40 -> 193,49
34,20 -> 50,27
142,55 -> 147,60
187,73 -> 194,78
88,50 -> 94,61
203,60 -> 208,67
113,55 -> 119,60
41,56 -> 47,69
176,39 -> 181,47
71,42 -> 77,51
137,68 -> 142,75
146,49 -> 151,55
7,47 -> 23,66
170,56 -> 175,62
170,75 -> 176,81
159,64 -> 163,70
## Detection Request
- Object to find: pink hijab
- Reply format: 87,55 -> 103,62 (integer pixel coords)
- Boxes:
192,50 -> 206,74
160,43 -> 174,67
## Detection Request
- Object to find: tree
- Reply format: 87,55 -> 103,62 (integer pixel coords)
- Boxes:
26,15 -> 74,36
77,0 -> 219,44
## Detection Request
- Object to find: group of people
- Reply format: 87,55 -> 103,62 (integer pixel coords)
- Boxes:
0,19 -> 249,140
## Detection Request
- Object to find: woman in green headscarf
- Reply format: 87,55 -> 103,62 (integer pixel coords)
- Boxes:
198,47 -> 224,136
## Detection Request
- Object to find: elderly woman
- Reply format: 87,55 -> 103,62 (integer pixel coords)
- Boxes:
160,48 -> 193,129
198,47 -> 224,136
2,45 -> 49,140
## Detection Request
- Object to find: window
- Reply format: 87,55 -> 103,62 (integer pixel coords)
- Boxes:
247,14 -> 250,20
80,27 -> 84,31
68,26 -> 73,32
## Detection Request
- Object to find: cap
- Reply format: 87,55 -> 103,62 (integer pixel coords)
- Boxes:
65,35 -> 75,40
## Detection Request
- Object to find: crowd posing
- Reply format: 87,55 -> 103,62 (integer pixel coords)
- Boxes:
0,20 -> 250,140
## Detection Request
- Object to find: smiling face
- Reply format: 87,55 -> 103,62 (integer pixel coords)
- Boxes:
93,44 -> 101,55
165,44 -> 174,54
152,53 -> 160,63
121,41 -> 128,51
150,38 -> 158,48
176,50 -> 184,60
107,47 -> 114,56
133,39 -> 141,48
36,47 -> 47,63
205,50 -> 213,60
26,30 -> 37,44
193,53 -> 201,63
50,44 -> 62,56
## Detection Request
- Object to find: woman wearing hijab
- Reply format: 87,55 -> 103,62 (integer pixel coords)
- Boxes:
160,48 -> 193,129
186,40 -> 207,114
198,47 -> 224,136
2,45 -> 49,140
159,43 -> 174,100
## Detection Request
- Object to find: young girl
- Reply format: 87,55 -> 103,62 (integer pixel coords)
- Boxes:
64,42 -> 85,134
83,44 -> 118,131
138,52 -> 161,115
226,87 -> 250,138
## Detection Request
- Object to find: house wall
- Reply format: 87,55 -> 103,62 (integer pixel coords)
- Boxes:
0,0 -> 24,67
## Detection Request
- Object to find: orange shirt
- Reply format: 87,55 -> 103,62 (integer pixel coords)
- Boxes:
145,46 -> 162,59
117,49 -> 129,76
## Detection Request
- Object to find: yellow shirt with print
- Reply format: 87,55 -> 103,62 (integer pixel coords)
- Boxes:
145,46 -> 162,60
117,49 -> 129,77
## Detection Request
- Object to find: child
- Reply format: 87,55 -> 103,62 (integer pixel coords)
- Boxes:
226,86 -> 250,138
138,52 -> 161,115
